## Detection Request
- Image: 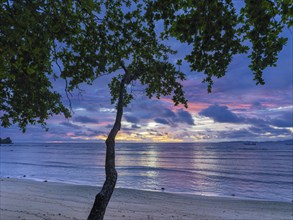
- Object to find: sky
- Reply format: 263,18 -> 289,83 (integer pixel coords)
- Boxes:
1,19 -> 292,143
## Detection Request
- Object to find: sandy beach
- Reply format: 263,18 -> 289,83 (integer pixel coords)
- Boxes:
0,178 -> 292,220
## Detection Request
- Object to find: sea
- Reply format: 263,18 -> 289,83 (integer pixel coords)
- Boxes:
0,142 -> 292,202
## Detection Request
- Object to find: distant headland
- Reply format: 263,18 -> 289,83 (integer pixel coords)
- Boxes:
0,137 -> 13,144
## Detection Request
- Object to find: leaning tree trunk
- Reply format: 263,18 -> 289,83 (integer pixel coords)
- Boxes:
87,75 -> 128,220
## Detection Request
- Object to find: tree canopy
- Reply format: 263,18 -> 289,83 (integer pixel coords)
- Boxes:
1,0 -> 292,131
147,0 -> 292,90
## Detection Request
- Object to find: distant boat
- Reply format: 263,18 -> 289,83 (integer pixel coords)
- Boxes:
243,142 -> 256,145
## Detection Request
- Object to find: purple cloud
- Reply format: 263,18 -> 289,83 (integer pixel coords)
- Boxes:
270,111 -> 293,128
60,122 -> 82,129
199,104 -> 244,123
154,118 -> 170,125
74,116 -> 99,124
124,115 -> 139,124
199,104 -> 293,134
176,109 -> 195,125
162,108 -> 177,118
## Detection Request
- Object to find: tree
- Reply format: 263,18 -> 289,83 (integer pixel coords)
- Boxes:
0,0 -> 291,219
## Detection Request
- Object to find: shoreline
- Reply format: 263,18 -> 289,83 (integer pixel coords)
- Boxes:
1,178 -> 292,220
2,176 -> 291,203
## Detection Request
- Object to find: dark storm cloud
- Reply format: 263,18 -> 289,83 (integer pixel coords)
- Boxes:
124,115 -> 139,123
74,116 -> 99,124
199,104 -> 244,123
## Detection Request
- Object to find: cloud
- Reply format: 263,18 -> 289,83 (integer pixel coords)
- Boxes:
176,109 -> 195,125
271,119 -> 293,128
196,104 -> 292,140
207,124 -> 292,140
270,111 -> 293,128
199,104 -> 243,123
105,124 -> 113,129
123,124 -> 141,131
154,118 -> 170,125
150,108 -> 194,126
131,124 -> 140,129
74,116 -> 99,124
250,102 -> 264,110
199,104 -> 293,129
87,128 -> 106,134
124,115 -> 139,123
218,128 -> 256,139
162,108 -> 177,118
60,122 -> 82,129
